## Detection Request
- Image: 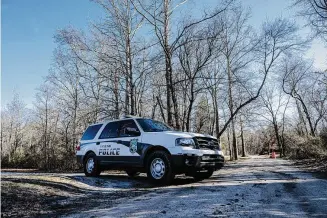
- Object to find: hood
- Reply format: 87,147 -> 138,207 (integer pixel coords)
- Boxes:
147,130 -> 217,139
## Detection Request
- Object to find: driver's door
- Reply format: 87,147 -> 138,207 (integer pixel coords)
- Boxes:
116,119 -> 142,165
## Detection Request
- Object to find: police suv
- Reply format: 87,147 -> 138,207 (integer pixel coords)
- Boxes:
76,116 -> 224,184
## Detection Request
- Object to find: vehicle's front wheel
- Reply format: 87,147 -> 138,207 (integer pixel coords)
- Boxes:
83,152 -> 101,177
193,168 -> 214,181
126,170 -> 140,178
146,151 -> 175,185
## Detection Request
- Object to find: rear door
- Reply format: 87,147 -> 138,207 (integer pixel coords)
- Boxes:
96,119 -> 142,165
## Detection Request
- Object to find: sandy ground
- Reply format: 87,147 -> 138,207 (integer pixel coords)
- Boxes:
2,156 -> 327,217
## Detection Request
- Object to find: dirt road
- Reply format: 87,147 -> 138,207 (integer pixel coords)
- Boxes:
2,156 -> 327,217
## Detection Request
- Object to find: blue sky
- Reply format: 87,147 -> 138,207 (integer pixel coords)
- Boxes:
2,0 -> 104,107
2,0 -> 327,108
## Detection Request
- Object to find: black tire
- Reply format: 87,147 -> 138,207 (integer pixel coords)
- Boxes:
126,170 -> 140,178
146,151 -> 175,185
83,152 -> 101,177
193,168 -> 214,181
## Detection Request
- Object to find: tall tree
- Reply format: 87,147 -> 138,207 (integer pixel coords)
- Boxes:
34,84 -> 55,169
218,6 -> 256,160
282,57 -> 327,136
92,0 -> 144,115
132,0 -> 231,129
177,25 -> 219,131
217,18 -> 305,160
260,86 -> 289,156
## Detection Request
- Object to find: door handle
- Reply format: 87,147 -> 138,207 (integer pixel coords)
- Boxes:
96,142 -> 100,145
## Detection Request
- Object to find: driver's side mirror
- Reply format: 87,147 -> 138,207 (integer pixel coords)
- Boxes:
125,127 -> 140,136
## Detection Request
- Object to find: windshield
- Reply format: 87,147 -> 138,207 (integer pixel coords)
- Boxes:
136,119 -> 173,132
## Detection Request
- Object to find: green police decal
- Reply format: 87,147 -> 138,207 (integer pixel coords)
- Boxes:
130,138 -> 138,154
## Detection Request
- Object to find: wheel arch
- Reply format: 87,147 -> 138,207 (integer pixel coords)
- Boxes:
142,145 -> 171,167
83,150 -> 96,163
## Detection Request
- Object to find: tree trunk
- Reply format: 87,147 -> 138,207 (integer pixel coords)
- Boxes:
227,56 -> 238,160
273,122 -> 282,157
240,116 -> 246,157
44,96 -> 48,170
114,70 -> 120,119
295,99 -> 308,136
297,97 -> 315,136
151,94 -> 157,119
127,35 -> 135,115
281,97 -> 289,157
170,70 -> 180,130
231,120 -> 238,160
186,83 -> 195,132
72,84 -> 78,155
181,87 -> 187,131
163,0 -> 173,127
227,126 -> 233,161
157,96 -> 166,123
8,121 -> 13,163
125,74 -> 129,115
186,99 -> 194,132
213,89 -> 220,143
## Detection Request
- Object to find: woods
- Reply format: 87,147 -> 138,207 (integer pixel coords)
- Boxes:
1,0 -> 327,170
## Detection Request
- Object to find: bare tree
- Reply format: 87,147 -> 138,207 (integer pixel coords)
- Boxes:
259,85 -> 289,157
177,25 -> 219,131
34,84 -> 55,169
202,62 -> 225,141
47,49 -> 84,154
282,57 -> 316,136
283,57 -> 327,136
217,18 -> 305,160
131,0 -> 232,129
4,1 -> 327,170
294,0 -> 327,41
217,6 -> 256,160
1,94 -> 27,164
92,0 -> 144,115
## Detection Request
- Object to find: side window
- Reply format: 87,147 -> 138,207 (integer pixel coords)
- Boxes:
99,122 -> 119,139
81,124 -> 102,140
119,120 -> 140,137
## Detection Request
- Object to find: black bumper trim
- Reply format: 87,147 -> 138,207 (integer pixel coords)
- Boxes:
171,154 -> 224,173
76,155 -> 83,164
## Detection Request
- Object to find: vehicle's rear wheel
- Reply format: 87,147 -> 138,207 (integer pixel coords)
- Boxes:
193,168 -> 214,181
83,152 -> 101,177
146,151 -> 175,185
126,170 -> 140,178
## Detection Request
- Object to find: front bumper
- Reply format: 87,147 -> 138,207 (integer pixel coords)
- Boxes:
171,153 -> 224,173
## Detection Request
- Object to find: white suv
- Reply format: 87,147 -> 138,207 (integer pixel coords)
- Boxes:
76,116 -> 224,184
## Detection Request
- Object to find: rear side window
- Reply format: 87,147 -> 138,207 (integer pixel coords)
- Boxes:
81,124 -> 102,140
99,121 -> 120,139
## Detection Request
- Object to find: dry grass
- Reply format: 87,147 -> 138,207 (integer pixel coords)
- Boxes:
293,156 -> 327,174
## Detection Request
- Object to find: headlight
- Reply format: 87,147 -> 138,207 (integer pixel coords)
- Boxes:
175,138 -> 195,148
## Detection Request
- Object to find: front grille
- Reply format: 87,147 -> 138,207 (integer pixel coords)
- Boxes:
193,137 -> 220,150
201,155 -> 224,162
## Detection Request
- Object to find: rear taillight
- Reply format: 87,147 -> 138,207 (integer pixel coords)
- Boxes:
76,144 -> 81,151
